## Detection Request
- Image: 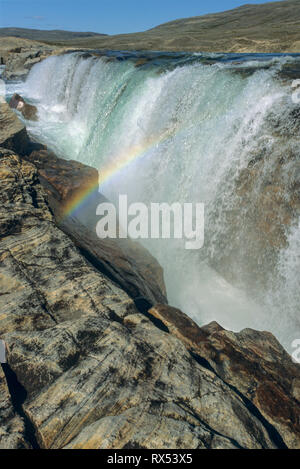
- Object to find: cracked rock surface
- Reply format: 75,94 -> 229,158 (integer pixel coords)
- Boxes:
0,103 -> 29,155
0,147 -> 299,449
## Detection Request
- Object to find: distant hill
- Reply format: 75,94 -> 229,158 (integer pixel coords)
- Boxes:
0,28 -> 107,42
41,0 -> 300,53
1,1 -> 300,53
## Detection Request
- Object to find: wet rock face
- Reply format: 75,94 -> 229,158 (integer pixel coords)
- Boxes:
2,42 -> 77,81
150,305 -> 300,449
26,149 -> 99,203
59,218 -> 168,306
0,147 -> 298,449
0,103 -> 29,155
26,148 -> 167,306
9,93 -> 38,121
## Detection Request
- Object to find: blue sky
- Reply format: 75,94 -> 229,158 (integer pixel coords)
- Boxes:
0,0 -> 273,34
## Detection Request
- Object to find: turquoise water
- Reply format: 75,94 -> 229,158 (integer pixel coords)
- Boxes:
8,51 -> 300,351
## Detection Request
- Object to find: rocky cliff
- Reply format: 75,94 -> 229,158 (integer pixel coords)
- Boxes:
0,37 -> 75,80
25,148 -> 167,307
0,106 -> 299,449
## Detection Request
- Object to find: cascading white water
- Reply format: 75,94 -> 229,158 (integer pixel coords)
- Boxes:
13,51 -> 300,352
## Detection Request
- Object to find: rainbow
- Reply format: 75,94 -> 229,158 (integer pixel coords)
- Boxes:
62,132 -> 173,219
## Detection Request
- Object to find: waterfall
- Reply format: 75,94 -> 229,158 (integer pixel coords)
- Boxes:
18,51 -> 300,351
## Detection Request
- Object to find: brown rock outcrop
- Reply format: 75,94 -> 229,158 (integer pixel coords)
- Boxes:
149,304 -> 300,449
0,103 -> 29,155
1,147 -> 298,449
3,46 -> 55,80
9,93 -> 38,121
26,149 -> 99,204
0,39 -> 76,80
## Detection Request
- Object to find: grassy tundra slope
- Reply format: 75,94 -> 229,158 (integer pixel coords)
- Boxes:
26,0 -> 300,53
0,28 -> 106,42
